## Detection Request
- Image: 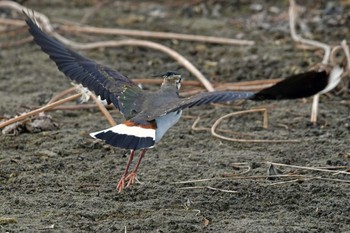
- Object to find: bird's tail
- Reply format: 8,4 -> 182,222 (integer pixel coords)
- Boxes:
250,66 -> 343,101
90,120 -> 156,150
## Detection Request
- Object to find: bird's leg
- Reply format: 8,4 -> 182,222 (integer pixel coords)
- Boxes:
125,149 -> 147,188
117,149 -> 135,192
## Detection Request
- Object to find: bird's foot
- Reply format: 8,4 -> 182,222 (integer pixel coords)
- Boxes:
125,172 -> 137,188
116,176 -> 126,193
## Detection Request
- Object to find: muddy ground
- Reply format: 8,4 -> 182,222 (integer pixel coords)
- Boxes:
1,1 -> 350,232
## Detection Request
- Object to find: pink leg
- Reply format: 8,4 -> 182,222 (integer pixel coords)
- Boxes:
117,149 -> 135,193
125,149 -> 147,187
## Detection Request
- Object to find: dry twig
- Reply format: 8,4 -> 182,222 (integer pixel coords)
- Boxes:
174,174 -> 350,185
178,186 -> 238,193
267,162 -> 350,175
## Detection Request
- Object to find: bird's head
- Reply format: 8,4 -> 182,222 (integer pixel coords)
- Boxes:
156,71 -> 182,90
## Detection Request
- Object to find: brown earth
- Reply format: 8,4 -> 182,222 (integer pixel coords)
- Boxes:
1,1 -> 350,232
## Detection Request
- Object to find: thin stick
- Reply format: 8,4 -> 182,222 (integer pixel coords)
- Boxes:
231,163 -> 252,175
211,109 -> 300,143
48,86 -> 77,104
0,93 -> 82,129
341,40 -> 350,71
289,0 -> 331,64
191,115 -> 259,137
268,179 -> 302,186
289,0 -> 331,124
338,40 -> 350,94
178,186 -> 238,193
173,178 -> 225,184
174,175 -> 350,184
90,93 -> 116,126
191,116 -> 208,132
310,94 -> 319,123
59,24 -> 255,46
268,162 -> 350,175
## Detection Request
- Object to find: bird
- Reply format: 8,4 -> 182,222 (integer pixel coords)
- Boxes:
24,14 -> 343,192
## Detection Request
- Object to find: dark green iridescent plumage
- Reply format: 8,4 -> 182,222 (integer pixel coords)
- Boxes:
118,85 -> 144,119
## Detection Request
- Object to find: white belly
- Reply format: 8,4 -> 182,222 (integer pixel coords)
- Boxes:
155,110 -> 182,142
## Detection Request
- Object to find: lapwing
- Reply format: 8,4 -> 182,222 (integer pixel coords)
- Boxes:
25,15 -> 343,192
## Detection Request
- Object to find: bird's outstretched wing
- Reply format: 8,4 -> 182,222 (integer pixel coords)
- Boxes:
251,66 -> 343,100
142,91 -> 255,121
251,70 -> 328,100
142,67 -> 343,121
24,14 -> 142,114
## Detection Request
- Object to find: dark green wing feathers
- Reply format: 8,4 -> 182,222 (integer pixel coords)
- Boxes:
118,85 -> 144,119
25,14 -> 142,116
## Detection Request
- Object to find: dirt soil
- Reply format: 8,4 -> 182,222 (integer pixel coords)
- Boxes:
1,1 -> 350,232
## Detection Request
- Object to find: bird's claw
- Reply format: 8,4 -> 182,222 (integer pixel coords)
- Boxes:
116,173 -> 137,192
116,176 -> 126,193
125,172 -> 137,188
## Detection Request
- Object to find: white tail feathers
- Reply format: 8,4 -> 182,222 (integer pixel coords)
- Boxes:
90,123 -> 156,150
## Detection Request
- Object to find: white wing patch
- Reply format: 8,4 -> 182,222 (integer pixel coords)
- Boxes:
90,124 -> 155,140
319,66 -> 343,94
